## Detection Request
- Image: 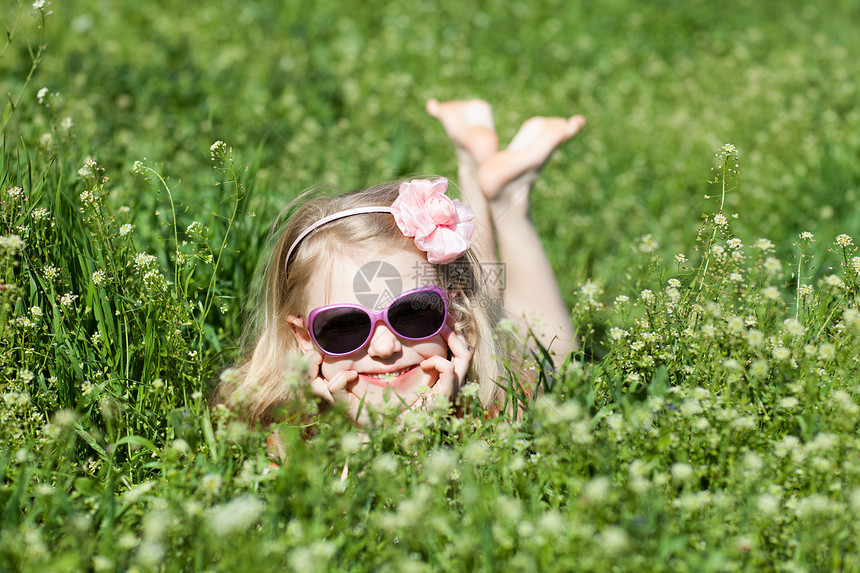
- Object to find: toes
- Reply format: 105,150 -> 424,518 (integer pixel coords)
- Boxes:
426,98 -> 440,118
566,115 -> 587,137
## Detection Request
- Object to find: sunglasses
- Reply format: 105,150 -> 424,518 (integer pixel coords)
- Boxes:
306,286 -> 449,357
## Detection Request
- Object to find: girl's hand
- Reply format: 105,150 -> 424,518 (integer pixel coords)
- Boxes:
412,324 -> 473,409
306,351 -> 370,426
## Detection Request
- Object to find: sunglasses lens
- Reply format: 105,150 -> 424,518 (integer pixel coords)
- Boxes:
388,290 -> 446,339
312,308 -> 371,355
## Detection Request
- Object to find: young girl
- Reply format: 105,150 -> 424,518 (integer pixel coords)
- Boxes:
213,99 -> 585,427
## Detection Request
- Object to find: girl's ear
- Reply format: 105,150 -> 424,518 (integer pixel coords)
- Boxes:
287,315 -> 315,353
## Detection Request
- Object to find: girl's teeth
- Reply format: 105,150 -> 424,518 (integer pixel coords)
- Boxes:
378,367 -> 410,381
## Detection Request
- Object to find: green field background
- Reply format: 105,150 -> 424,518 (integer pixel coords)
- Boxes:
4,0 -> 860,570
6,0 -> 860,296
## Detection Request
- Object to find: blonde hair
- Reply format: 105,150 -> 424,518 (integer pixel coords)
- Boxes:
213,181 -> 506,425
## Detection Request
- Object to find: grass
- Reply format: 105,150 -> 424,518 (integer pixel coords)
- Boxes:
3,0 -> 860,570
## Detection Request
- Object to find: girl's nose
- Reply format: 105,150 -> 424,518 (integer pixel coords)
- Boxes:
367,323 -> 402,358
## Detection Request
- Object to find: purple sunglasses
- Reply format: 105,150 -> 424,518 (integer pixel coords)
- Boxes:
306,286 -> 449,356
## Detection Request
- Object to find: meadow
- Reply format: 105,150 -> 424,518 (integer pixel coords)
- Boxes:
3,0 -> 860,570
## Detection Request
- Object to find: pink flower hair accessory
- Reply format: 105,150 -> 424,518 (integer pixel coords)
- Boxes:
390,178 -> 476,264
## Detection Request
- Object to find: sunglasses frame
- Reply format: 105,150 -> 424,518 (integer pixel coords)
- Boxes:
305,285 -> 449,357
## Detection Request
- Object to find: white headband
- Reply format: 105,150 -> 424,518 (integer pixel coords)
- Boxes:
283,178 -> 476,274
284,206 -> 393,273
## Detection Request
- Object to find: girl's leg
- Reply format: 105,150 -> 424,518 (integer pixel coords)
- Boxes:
428,100 -> 586,358
425,99 -> 498,266
480,115 -> 586,357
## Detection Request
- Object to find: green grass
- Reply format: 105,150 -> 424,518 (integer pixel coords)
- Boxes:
3,0 -> 860,570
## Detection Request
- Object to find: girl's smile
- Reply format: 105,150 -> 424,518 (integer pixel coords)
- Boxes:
360,365 -> 418,387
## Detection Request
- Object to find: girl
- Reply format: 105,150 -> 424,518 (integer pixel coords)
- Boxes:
213,99 -> 585,427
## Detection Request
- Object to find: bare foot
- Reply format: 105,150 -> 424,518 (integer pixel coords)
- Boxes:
478,115 -> 586,203
426,98 -> 499,166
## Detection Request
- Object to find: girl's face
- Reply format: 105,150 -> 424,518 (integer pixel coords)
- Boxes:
289,246 -> 448,408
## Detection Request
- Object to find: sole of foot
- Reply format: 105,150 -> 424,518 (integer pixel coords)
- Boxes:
426,98 -> 500,165
478,115 -> 586,201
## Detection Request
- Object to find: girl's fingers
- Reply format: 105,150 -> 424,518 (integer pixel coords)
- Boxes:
418,355 -> 458,405
327,370 -> 358,395
304,349 -> 323,378
309,376 -> 333,403
309,369 -> 357,405
441,326 -> 474,383
339,390 -> 371,427
420,355 -> 454,375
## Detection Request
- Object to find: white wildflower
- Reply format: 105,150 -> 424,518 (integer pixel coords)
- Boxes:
210,141 -> 228,159
92,270 -> 106,286
726,315 -> 744,333
582,476 -> 611,503
818,343 -> 836,361
753,238 -> 774,251
599,526 -> 629,552
199,473 -> 222,495
186,221 -> 203,236
373,454 -> 398,475
79,190 -> 97,208
773,347 -> 791,361
59,292 -> 78,307
638,234 -> 659,253
836,234 -> 853,247
746,329 -> 764,347
783,318 -> 804,337
608,327 -> 628,341
749,359 -> 769,378
671,463 -> 693,482
42,265 -> 60,281
119,223 -> 134,237
763,286 -> 781,301
756,493 -> 780,515
580,279 -> 603,301
763,257 -> 782,274
206,496 -> 265,536
134,253 -> 157,269
77,157 -> 97,179
0,234 -> 25,253
824,274 -> 843,287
